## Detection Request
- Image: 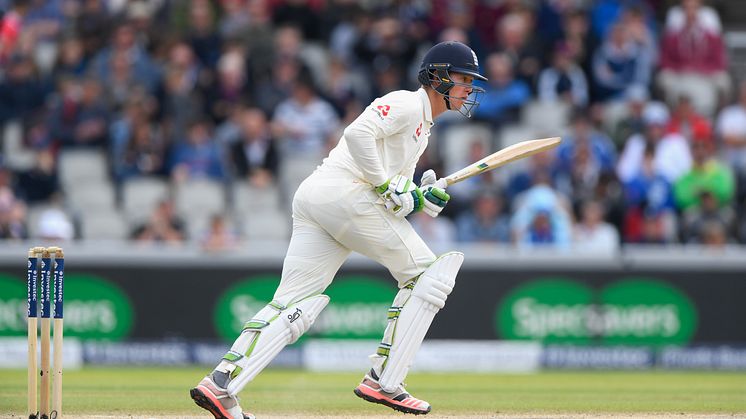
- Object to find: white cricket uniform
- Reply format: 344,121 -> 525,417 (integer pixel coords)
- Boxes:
272,88 -> 437,305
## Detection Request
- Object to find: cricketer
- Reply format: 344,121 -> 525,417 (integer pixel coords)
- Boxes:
190,41 -> 487,418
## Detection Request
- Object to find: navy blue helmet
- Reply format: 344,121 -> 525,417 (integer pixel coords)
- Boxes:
417,41 -> 487,117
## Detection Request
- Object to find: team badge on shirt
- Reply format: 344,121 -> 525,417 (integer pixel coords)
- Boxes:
412,122 -> 423,142
372,104 -> 391,120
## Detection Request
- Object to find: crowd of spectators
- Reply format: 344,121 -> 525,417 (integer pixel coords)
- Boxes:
0,0 -> 743,253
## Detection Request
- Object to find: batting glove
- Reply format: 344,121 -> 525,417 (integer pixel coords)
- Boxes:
376,175 -> 424,218
419,169 -> 450,218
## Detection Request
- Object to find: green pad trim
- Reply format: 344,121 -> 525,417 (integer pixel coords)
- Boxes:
376,180 -> 390,195
425,187 -> 450,207
387,307 -> 402,320
243,320 -> 270,330
411,188 -> 425,212
222,351 -> 242,362
230,366 -> 243,380
403,276 -> 418,290
431,187 -> 450,201
245,334 -> 260,357
268,300 -> 286,310
377,344 -> 391,357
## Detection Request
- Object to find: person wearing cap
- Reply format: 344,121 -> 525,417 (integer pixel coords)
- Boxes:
617,101 -> 692,183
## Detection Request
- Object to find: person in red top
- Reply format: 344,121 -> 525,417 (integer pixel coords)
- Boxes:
0,0 -> 29,64
657,0 -> 730,117
666,94 -> 709,140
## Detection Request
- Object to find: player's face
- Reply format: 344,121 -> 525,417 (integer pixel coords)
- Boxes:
448,73 -> 474,109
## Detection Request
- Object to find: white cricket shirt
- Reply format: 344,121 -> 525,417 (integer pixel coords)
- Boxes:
318,88 -> 434,186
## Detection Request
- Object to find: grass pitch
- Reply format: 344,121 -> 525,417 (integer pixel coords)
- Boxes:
1,368 -> 745,418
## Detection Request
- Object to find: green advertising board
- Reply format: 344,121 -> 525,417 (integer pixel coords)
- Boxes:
497,277 -> 697,345
214,275 -> 279,341
214,275 -> 395,342
313,276 -> 395,339
0,273 -> 134,340
0,274 -> 26,336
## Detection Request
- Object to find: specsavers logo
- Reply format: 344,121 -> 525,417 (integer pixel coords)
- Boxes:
0,273 -> 133,340
214,275 -> 395,342
496,278 -> 697,345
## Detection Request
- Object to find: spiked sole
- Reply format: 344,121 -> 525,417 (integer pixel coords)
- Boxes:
354,387 -> 431,415
190,386 -> 231,419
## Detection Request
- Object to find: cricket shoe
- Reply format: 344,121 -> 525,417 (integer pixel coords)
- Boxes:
353,369 -> 431,415
190,372 -> 256,419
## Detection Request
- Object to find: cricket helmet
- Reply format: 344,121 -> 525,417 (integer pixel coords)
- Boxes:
417,41 -> 487,117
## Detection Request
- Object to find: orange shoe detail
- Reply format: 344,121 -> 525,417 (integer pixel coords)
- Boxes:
353,369 -> 431,415
190,376 -> 255,419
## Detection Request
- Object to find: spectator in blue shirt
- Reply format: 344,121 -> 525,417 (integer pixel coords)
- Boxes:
556,110 -> 617,174
472,52 -> 530,127
48,77 -> 110,148
590,0 -> 656,40
456,192 -> 511,243
168,119 -> 226,182
511,171 -> 573,249
90,22 -> 160,94
538,42 -> 589,108
621,144 -> 679,243
591,22 -> 652,102
0,55 -> 50,124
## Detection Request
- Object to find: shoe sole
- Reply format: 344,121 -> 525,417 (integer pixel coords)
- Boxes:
354,386 -> 431,415
190,386 -> 231,419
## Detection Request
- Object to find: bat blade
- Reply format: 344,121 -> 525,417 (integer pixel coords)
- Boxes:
444,137 -> 561,186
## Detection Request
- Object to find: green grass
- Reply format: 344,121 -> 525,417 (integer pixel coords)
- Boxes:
1,368 -> 745,416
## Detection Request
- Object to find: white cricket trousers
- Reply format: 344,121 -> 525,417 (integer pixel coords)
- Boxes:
272,170 -> 436,306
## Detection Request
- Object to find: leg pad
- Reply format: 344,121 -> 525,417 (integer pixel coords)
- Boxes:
373,252 -> 463,392
220,294 -> 329,395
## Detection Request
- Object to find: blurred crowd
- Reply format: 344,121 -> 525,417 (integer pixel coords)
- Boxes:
0,0 -> 743,253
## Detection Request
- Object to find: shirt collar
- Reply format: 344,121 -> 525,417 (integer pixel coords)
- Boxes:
417,88 -> 434,126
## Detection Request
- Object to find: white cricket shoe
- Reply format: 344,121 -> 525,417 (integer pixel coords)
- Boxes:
190,373 -> 256,419
353,369 -> 431,415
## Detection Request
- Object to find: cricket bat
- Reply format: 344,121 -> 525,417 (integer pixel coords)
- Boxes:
443,137 -> 561,186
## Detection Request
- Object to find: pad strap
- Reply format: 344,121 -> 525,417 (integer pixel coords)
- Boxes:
218,294 -> 329,395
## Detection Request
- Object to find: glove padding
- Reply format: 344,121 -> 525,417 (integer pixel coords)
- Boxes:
376,175 -> 425,218
419,169 -> 450,218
